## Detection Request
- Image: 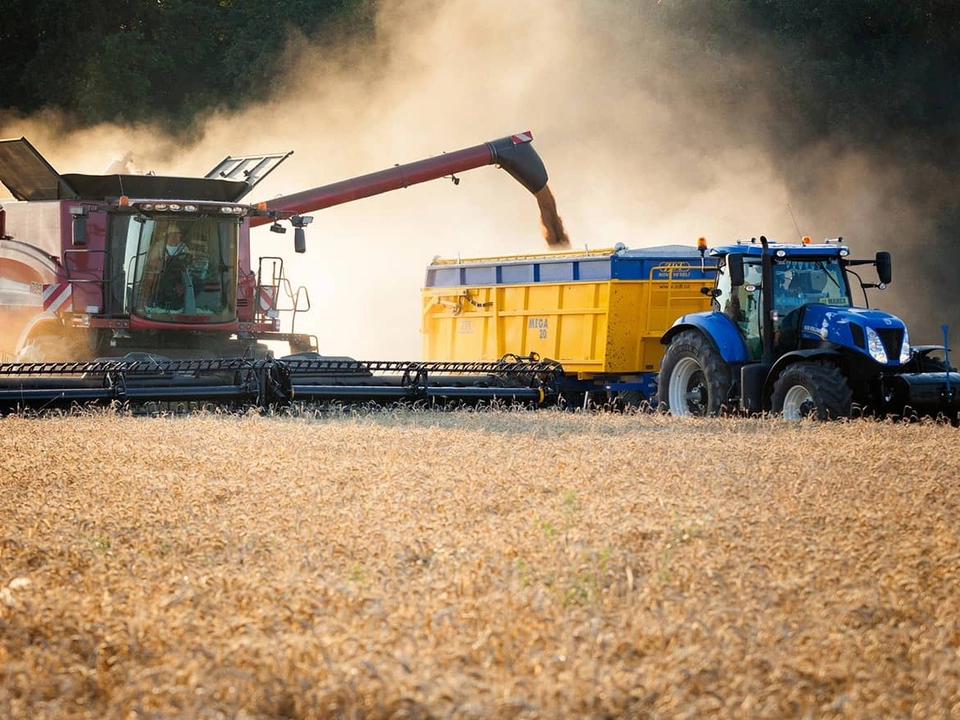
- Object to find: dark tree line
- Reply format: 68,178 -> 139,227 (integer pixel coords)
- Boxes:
0,0 -> 374,129
745,1 -> 960,158
3,1 -> 957,155
654,0 -> 960,159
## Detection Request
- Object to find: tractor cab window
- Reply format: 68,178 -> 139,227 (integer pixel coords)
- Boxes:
122,216 -> 238,323
717,257 -> 763,358
771,259 -> 851,354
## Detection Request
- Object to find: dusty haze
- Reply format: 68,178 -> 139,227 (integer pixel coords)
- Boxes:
0,0 -> 944,358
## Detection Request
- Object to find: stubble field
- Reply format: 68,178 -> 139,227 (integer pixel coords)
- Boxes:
1,409 -> 958,719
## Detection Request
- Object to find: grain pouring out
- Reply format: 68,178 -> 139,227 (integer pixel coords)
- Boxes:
536,185 -> 571,249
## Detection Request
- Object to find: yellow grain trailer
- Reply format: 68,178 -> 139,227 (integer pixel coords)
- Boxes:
422,244 -> 717,404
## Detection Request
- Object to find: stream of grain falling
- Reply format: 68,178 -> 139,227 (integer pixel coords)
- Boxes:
535,186 -> 571,250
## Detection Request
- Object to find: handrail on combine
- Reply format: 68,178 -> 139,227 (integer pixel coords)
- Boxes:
256,256 -> 311,334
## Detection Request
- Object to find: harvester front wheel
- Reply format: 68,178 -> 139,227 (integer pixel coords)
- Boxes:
657,330 -> 732,417
771,360 -> 852,420
15,335 -> 78,362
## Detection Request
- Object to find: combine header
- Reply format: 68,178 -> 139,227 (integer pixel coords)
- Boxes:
0,355 -> 562,413
0,131 -> 557,412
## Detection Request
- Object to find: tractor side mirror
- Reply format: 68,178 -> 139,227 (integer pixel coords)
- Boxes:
726,253 -> 745,287
875,251 -> 892,285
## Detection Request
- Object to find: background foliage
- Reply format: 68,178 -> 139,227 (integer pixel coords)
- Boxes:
0,0 -> 374,129
1,1 -> 956,164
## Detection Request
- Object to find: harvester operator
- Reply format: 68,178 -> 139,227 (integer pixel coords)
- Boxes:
152,223 -> 193,310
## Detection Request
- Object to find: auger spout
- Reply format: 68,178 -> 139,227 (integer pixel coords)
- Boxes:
249,131 -> 548,228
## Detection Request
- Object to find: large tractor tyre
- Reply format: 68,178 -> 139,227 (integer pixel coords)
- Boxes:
770,361 -> 853,420
657,330 -> 733,417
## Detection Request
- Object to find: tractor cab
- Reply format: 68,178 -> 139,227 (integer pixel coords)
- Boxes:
714,241 -> 855,361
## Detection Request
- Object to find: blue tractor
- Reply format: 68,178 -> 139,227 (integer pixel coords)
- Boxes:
657,236 -> 959,419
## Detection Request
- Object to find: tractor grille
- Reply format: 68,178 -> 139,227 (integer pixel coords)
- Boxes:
876,328 -> 904,361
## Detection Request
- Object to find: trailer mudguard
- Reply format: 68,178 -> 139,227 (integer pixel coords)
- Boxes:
661,311 -> 751,364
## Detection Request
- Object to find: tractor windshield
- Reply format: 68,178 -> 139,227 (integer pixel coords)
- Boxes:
772,258 -> 850,314
108,215 -> 238,323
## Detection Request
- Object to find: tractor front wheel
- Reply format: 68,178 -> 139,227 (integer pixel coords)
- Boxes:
770,361 -> 853,420
657,330 -> 732,417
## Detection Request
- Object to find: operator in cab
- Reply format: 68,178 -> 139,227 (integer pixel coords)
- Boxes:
143,222 -> 194,311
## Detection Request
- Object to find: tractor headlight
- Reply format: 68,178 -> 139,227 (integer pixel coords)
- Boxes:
865,327 -> 888,364
899,328 -> 911,364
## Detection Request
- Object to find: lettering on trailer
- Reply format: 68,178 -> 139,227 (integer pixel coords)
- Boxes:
653,261 -> 694,280
528,316 -> 549,339
42,283 -> 73,313
457,319 -> 474,334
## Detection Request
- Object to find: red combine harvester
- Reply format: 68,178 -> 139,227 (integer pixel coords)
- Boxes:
0,132 -> 563,411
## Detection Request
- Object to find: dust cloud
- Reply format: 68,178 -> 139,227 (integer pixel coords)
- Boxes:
0,0 -> 948,357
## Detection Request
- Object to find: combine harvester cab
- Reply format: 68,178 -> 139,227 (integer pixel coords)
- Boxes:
0,136 -> 309,362
657,235 -> 960,420
422,243 -> 717,407
0,132 -> 561,412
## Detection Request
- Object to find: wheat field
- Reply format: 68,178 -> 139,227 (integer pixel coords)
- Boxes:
1,408 -> 958,719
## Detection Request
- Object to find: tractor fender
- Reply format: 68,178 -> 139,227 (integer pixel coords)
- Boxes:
661,312 -> 751,364
763,348 -> 843,400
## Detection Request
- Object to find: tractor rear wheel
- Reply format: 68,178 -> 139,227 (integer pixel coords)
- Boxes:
657,330 -> 732,417
771,360 -> 853,420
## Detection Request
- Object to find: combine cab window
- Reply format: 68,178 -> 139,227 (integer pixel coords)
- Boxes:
113,216 -> 238,323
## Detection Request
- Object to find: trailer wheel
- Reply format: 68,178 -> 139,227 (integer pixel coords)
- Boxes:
771,360 -> 853,420
657,330 -> 732,416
